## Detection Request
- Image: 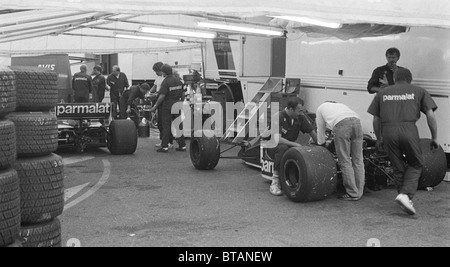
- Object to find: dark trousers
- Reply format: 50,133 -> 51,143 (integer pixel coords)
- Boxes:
161,104 -> 185,148
118,95 -> 129,119
74,94 -> 89,103
110,93 -> 120,118
267,144 -> 290,173
382,123 -> 423,200
93,88 -> 105,103
157,105 -> 167,141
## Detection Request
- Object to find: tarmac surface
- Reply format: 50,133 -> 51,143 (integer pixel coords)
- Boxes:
59,130 -> 450,247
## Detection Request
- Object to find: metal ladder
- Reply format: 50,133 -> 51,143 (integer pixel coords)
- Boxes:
222,78 -> 283,144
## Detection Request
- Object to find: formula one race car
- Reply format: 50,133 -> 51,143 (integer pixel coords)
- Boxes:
56,103 -> 137,154
190,128 -> 447,203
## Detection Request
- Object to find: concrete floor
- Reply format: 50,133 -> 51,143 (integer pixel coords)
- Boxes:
59,132 -> 450,247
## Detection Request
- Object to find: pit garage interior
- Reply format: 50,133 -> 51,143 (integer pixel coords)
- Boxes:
0,0 -> 449,248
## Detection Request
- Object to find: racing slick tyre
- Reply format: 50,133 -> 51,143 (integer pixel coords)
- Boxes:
8,112 -> 58,157
418,138 -> 447,189
0,120 -> 16,171
280,146 -> 338,202
0,67 -> 16,119
19,218 -> 61,247
190,130 -> 220,170
0,169 -> 20,247
9,66 -> 58,112
108,119 -> 138,155
14,154 -> 64,225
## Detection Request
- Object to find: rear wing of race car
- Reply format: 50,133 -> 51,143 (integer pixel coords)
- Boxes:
55,103 -> 111,119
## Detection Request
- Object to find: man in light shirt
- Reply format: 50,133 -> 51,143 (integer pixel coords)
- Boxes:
316,102 -> 365,201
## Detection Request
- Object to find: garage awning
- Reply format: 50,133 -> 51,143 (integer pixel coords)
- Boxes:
2,0 -> 450,28
0,0 -> 449,55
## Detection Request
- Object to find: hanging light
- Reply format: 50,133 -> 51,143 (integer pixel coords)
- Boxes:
272,16 -> 341,29
115,33 -> 179,43
197,22 -> 284,36
141,26 -> 216,39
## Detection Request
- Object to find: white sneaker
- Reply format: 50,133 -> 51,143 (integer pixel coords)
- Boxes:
269,181 -> 283,196
395,194 -> 416,215
156,143 -> 173,149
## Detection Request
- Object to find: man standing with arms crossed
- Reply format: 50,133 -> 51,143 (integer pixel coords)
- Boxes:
367,68 -> 439,215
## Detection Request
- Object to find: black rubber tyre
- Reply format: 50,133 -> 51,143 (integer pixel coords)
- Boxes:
0,169 -> 20,247
280,146 -> 338,202
9,66 -> 58,111
19,218 -> 61,247
419,138 -> 447,189
8,112 -> 58,157
108,119 -> 138,155
14,154 -> 64,225
190,130 -> 220,170
0,67 -> 16,118
0,120 -> 16,170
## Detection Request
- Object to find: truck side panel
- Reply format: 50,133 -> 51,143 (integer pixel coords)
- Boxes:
286,26 -> 450,152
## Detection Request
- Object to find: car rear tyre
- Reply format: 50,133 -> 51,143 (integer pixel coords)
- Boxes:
419,138 -> 447,189
280,146 -> 338,202
14,154 -> 64,225
108,119 -> 138,155
0,169 -> 20,247
190,130 -> 220,170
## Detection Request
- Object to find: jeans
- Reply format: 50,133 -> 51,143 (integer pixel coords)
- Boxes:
334,117 -> 365,198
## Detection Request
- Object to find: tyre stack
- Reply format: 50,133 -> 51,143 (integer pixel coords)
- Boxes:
7,67 -> 63,247
0,66 -> 21,248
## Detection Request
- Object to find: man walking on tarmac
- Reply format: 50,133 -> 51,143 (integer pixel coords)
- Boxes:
368,67 -> 439,215
149,64 -> 186,153
72,64 -> 93,103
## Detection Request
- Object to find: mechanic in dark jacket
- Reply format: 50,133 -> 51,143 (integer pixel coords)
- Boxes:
107,65 -> 129,116
368,67 -> 439,215
92,65 -> 106,103
149,64 -> 186,153
72,64 -> 93,103
119,83 -> 151,119
367,47 -> 401,94
265,97 -> 318,196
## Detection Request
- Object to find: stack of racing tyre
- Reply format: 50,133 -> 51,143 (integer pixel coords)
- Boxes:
0,66 -> 21,247
7,66 -> 63,247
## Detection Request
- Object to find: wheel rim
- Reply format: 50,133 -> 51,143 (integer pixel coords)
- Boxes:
191,139 -> 200,162
284,159 -> 301,190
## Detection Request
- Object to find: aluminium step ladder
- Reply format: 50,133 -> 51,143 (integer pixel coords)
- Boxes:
222,78 -> 283,144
